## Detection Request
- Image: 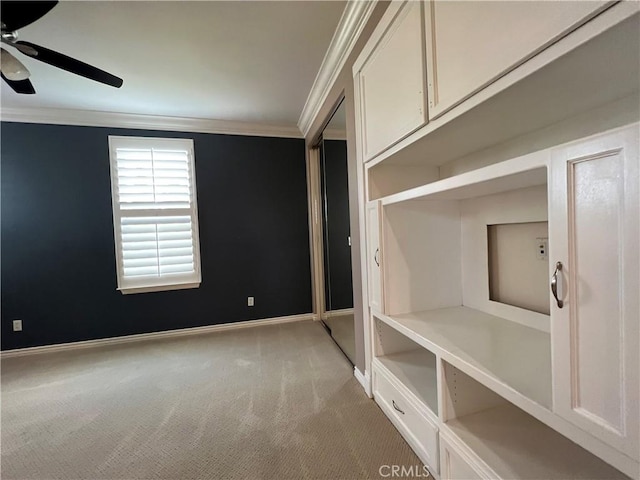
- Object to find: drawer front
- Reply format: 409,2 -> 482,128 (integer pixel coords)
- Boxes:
439,434 -> 484,480
373,367 -> 439,473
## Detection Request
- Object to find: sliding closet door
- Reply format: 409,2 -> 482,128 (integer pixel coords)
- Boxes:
317,100 -> 356,365
320,139 -> 354,313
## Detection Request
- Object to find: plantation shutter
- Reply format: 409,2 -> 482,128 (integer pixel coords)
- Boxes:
108,136 -> 201,294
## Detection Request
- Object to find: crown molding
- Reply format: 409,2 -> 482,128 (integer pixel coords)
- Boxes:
297,0 -> 377,138
0,107 -> 303,138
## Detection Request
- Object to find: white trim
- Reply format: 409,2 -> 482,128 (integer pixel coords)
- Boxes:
0,107 -> 303,139
108,136 -> 202,293
298,0 -> 377,137
354,70 -> 374,396
323,128 -> 347,141
0,313 -> 313,359
306,146 -> 326,321
352,0 -> 404,76
323,308 -> 355,319
354,367 -> 372,398
119,282 -> 200,295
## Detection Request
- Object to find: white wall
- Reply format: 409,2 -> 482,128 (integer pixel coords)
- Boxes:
488,222 -> 550,315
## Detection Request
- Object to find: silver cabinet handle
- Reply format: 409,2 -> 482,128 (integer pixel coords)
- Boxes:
374,248 -> 380,267
392,400 -> 405,415
551,261 -> 564,308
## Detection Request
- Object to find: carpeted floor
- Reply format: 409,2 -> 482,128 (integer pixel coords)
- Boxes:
1,320 -> 422,480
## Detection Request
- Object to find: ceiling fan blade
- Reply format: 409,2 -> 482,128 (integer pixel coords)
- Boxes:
1,47 -> 30,80
1,72 -> 35,93
0,1 -> 58,32
13,42 -> 38,56
15,40 -> 123,88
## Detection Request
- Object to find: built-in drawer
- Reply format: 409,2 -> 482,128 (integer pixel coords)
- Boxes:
373,364 -> 439,473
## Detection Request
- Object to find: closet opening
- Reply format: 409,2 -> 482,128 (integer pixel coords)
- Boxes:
312,98 -> 356,365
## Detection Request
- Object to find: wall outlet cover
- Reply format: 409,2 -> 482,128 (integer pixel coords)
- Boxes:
536,237 -> 549,260
12,319 -> 22,332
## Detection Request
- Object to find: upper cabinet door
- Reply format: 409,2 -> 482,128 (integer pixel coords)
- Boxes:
549,124 -> 639,460
424,0 -> 612,118
358,0 -> 428,162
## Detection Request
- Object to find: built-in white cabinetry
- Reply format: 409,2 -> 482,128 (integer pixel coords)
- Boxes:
354,1 -> 639,169
353,2 -> 639,478
424,0 -> 612,117
549,126 -> 639,461
440,365 -> 629,480
355,0 -> 427,162
365,201 -> 382,311
439,433 -> 484,480
373,318 -> 439,473
363,132 -> 639,478
373,365 -> 439,473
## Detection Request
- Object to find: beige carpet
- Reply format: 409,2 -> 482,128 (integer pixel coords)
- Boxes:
1,320 -> 422,480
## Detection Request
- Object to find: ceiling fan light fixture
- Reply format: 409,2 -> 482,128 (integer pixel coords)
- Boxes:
1,48 -> 30,81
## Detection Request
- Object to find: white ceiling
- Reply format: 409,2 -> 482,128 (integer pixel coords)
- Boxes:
0,1 -> 347,129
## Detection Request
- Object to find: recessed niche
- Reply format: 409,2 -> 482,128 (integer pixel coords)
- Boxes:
374,317 -> 439,415
487,222 -> 550,315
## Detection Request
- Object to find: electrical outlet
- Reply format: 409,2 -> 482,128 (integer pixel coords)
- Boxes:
248,296 -> 254,307
536,237 -> 548,260
12,319 -> 22,332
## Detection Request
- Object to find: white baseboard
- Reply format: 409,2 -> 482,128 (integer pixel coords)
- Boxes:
1,313 -> 313,359
354,367 -> 372,398
321,308 -> 355,320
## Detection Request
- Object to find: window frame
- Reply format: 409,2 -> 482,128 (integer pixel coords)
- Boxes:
108,135 -> 202,295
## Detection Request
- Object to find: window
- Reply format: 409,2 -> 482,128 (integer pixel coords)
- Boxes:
108,136 -> 201,294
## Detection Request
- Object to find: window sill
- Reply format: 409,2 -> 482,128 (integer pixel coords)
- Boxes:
118,282 -> 200,295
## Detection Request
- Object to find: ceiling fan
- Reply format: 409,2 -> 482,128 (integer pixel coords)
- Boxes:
0,0 -> 123,94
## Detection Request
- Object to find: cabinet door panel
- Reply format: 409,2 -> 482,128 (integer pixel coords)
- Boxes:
549,124 -> 639,459
425,1 -> 611,118
366,201 -> 383,312
360,0 -> 427,162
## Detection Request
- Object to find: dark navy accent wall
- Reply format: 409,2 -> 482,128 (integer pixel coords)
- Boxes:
1,122 -> 312,350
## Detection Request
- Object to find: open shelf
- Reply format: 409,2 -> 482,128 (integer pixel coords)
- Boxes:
381,154 -> 547,206
445,403 -> 629,479
375,350 -> 438,416
378,307 -> 551,409
373,316 -> 439,416
382,174 -> 550,333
